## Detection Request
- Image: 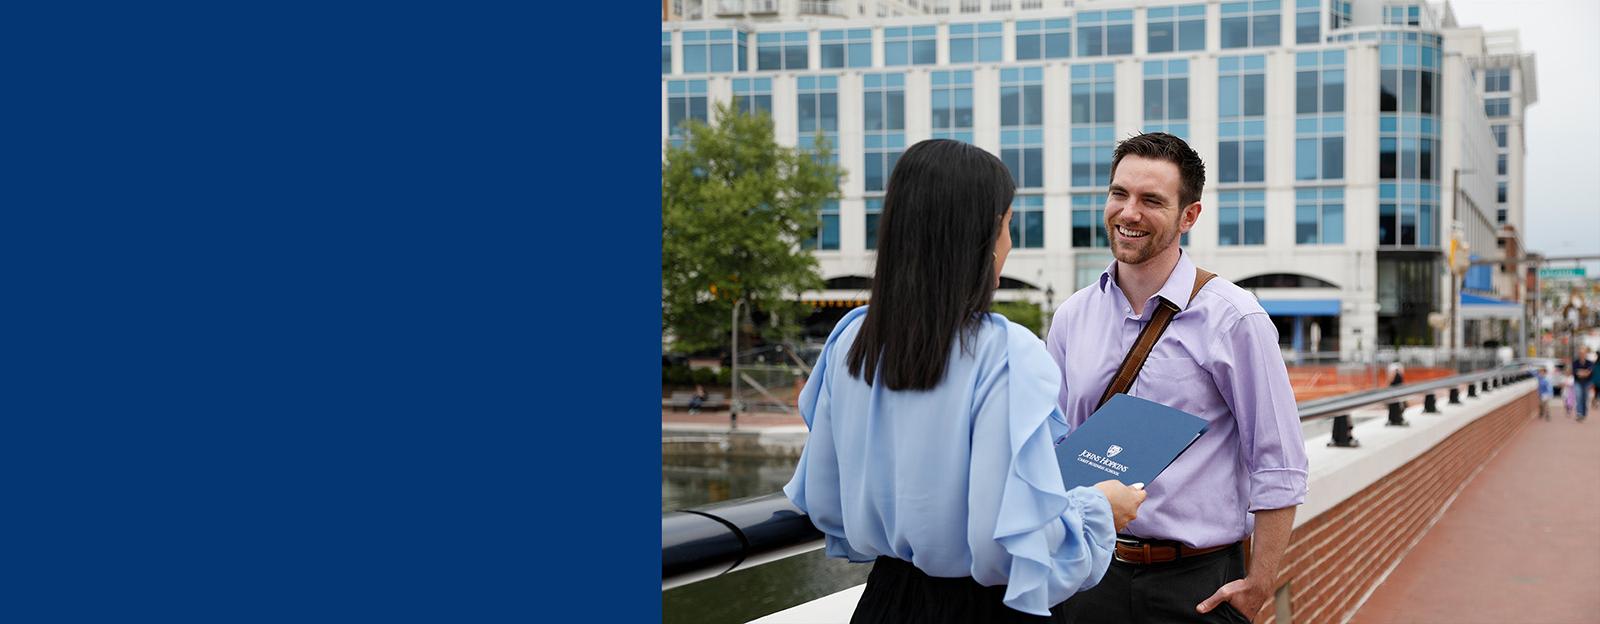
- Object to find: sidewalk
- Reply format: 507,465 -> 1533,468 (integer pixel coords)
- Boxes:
662,408 -> 805,430
1349,397 -> 1600,624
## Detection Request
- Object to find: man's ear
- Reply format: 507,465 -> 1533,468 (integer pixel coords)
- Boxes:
1179,201 -> 1203,233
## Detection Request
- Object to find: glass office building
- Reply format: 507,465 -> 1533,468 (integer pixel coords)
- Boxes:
663,0 -> 1536,357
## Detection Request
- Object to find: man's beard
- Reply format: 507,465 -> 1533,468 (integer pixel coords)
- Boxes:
1108,216 -> 1181,265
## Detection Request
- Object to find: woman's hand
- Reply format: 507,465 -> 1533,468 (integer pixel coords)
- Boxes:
1092,480 -> 1147,531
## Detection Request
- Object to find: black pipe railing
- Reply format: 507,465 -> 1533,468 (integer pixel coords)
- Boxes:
662,363 -> 1536,590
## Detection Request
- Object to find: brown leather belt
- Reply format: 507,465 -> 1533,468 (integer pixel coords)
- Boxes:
1113,539 -> 1235,565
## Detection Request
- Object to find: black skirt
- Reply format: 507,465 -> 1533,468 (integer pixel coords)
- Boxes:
850,556 -> 1050,624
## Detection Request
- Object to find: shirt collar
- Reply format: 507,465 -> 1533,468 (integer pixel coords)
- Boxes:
1097,249 -> 1200,312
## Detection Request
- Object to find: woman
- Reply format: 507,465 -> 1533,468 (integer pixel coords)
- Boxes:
784,140 -> 1145,622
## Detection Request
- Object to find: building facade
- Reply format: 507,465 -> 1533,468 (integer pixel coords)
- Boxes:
662,0 -> 1536,359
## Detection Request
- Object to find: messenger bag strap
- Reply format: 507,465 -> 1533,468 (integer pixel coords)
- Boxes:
1095,268 -> 1217,410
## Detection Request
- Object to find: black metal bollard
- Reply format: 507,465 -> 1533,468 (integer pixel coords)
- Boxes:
1468,383 -> 1478,398
1425,393 -> 1438,413
1329,414 -> 1359,447
1449,387 -> 1461,404
1387,400 -> 1408,426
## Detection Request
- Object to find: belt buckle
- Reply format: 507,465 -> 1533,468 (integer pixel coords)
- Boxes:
1112,538 -> 1155,564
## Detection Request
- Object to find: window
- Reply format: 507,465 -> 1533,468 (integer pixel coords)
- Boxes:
666,79 -> 709,148
1497,181 -> 1508,204
1072,194 -> 1109,248
1077,10 -> 1133,57
1011,195 -> 1045,248
1497,153 -> 1508,176
1379,44 -> 1438,114
1001,67 -> 1045,189
1147,5 -> 1206,53
1492,124 -> 1507,148
884,26 -> 937,66
662,32 -> 673,74
1015,18 -> 1071,60
1295,0 -> 1320,44
865,198 -> 883,249
1378,43 -> 1440,185
1295,187 -> 1344,244
1143,59 -> 1189,139
1295,51 -> 1344,181
1218,55 -> 1267,184
796,75 -> 839,157
949,22 -> 1002,64
1221,1 -> 1281,49
1484,67 -> 1511,92
757,32 -> 809,70
1071,63 -> 1116,188
1497,208 -> 1507,224
803,200 -> 840,250
1378,182 -> 1436,246
820,29 -> 871,68
1296,50 -> 1345,114
863,73 -> 906,193
1379,115 -> 1436,180
682,30 -> 743,73
732,77 -> 773,117
1330,0 -> 1352,30
931,70 -> 975,143
1218,190 -> 1266,246
1484,97 -> 1511,117
1384,4 -> 1421,26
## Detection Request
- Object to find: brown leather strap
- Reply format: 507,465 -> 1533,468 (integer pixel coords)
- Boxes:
1096,267 -> 1217,410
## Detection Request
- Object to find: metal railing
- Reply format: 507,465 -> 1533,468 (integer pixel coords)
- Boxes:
661,363 -> 1536,591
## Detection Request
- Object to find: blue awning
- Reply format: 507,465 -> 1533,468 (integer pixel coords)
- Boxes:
1459,292 -> 1522,320
1258,299 -> 1341,316
1460,292 -> 1518,306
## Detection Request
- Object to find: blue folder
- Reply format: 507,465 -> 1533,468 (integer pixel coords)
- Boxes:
1053,393 -> 1208,490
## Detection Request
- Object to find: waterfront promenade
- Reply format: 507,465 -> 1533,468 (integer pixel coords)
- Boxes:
1349,396 -> 1600,623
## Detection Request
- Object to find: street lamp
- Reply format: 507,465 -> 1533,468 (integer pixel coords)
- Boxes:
1042,283 -> 1056,338
730,297 -> 742,431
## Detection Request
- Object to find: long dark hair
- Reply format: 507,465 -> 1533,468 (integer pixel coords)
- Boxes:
846,139 -> 1015,390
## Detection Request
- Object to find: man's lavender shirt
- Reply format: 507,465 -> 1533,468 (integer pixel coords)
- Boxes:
1045,251 -> 1308,549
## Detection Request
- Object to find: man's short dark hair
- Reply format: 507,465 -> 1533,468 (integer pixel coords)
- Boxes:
1110,132 -> 1205,207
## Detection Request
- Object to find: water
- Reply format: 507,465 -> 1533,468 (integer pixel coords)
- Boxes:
662,454 -> 872,624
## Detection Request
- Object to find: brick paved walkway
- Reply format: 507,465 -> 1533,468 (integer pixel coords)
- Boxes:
1349,397 -> 1600,624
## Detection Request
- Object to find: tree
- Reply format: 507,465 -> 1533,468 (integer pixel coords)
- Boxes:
662,100 -> 844,353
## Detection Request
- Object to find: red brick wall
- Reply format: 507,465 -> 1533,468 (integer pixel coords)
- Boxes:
1253,391 -> 1535,624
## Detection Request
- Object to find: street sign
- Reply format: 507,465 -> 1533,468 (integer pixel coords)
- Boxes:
1538,267 -> 1587,281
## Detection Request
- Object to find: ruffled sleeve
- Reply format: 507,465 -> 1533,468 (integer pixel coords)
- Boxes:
975,317 -> 1116,615
784,307 -> 873,562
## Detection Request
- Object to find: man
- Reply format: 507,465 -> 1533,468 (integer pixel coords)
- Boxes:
1047,133 -> 1308,623
1573,346 -> 1593,422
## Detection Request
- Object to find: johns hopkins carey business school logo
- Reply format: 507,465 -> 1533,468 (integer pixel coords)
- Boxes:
1074,443 -> 1132,476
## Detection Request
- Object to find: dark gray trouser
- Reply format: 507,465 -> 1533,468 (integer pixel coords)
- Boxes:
1052,543 -> 1252,624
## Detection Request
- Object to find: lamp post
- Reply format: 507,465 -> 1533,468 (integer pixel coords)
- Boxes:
1043,283 -> 1055,338
730,297 -> 742,431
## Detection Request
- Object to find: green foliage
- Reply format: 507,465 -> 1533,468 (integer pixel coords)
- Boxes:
991,300 -> 1045,336
662,101 -> 845,352
662,364 -> 732,388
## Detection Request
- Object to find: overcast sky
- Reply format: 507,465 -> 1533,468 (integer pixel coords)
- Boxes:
1447,0 -> 1600,274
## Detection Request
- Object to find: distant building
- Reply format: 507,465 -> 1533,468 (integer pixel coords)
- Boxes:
662,0 -> 1535,359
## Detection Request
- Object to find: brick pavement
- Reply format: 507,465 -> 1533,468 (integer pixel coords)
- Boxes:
1349,396 -> 1600,624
